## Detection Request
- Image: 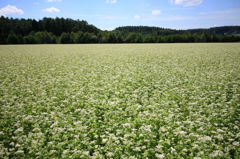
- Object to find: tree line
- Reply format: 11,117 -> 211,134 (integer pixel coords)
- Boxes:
1,16 -> 240,44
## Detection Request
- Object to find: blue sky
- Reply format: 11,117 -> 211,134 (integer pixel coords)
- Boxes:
0,0 -> 240,30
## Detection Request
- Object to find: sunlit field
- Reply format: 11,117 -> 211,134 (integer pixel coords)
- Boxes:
0,44 -> 240,158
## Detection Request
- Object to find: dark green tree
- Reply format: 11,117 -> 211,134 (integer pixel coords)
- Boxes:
60,32 -> 72,44
7,33 -> 19,44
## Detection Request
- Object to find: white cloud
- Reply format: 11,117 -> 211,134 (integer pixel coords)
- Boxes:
134,15 -> 141,20
152,10 -> 161,15
159,15 -> 191,21
0,5 -> 24,16
172,0 -> 202,7
47,0 -> 62,2
106,0 -> 117,4
198,8 -> 240,16
43,7 -> 60,13
214,8 -> 240,15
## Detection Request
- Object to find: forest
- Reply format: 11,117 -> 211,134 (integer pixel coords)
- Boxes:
1,16 -> 240,44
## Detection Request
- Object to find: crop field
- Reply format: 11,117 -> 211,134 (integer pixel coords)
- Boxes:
0,43 -> 240,158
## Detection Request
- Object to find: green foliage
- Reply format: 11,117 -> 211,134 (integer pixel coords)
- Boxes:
0,44 -> 240,158
0,16 -> 240,44
7,33 -> 20,44
23,34 -> 37,44
108,33 -> 118,43
34,31 -> 56,44
60,32 -> 72,44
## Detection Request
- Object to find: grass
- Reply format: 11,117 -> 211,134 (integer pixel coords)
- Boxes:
0,43 -> 240,158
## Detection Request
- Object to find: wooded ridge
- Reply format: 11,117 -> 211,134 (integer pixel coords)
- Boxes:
1,16 -> 240,44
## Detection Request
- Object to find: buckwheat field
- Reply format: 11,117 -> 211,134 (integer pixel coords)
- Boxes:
0,44 -> 240,159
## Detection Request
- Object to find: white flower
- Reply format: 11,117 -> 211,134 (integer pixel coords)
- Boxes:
156,144 -> 163,149
170,147 -> 176,153
15,127 -> 24,133
155,153 -> 165,159
15,150 -> 24,155
122,123 -> 131,127
199,136 -> 212,142
209,150 -> 223,157
50,150 -> 57,154
107,152 -> 114,157
82,151 -> 89,156
232,141 -> 239,146
102,138 -> 108,143
133,147 -> 141,152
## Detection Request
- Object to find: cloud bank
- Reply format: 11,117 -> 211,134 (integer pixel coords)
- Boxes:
152,10 -> 161,15
0,5 -> 24,16
47,0 -> 62,2
43,7 -> 60,13
106,0 -> 117,4
134,15 -> 141,20
172,0 -> 202,6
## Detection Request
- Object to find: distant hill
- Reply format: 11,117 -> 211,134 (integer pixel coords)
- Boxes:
188,26 -> 240,35
115,26 -> 182,36
1,16 -> 240,44
115,26 -> 240,36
